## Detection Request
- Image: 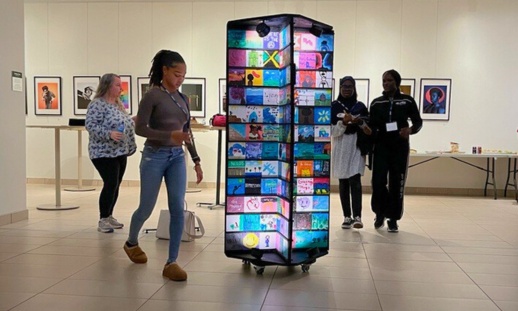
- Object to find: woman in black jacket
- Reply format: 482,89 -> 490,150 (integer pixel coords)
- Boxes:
369,69 -> 422,232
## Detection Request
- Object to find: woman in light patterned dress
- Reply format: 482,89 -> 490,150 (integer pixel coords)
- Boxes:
86,73 -> 136,233
331,76 -> 371,229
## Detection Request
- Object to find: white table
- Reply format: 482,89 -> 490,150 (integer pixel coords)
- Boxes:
410,152 -> 512,200
27,125 -> 80,210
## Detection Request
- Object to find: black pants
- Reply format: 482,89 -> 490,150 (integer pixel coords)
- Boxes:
339,174 -> 362,218
371,140 -> 409,221
91,155 -> 127,219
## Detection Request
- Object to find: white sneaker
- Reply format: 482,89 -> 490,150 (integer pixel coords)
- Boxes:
108,215 -> 124,229
98,218 -> 114,233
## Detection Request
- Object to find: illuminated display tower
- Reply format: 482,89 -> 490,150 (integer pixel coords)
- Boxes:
224,14 -> 334,274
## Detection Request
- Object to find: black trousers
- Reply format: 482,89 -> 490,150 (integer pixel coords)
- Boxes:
371,139 -> 409,221
91,155 -> 127,219
339,174 -> 362,218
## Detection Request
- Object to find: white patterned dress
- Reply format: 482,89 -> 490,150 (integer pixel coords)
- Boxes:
331,120 -> 366,179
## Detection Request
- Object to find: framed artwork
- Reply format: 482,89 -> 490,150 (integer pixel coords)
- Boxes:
331,78 -> 336,100
180,77 -> 206,118
355,78 -> 370,107
73,76 -> 100,115
137,77 -> 150,104
219,78 -> 226,114
25,77 -> 28,115
400,78 -> 416,98
419,78 -> 452,121
34,76 -> 62,116
119,75 -> 132,114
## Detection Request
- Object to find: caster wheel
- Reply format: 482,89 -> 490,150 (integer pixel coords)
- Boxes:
301,264 -> 311,273
242,259 -> 250,265
253,265 -> 265,275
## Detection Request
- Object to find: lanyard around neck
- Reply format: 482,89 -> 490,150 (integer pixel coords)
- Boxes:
388,97 -> 394,122
161,85 -> 189,118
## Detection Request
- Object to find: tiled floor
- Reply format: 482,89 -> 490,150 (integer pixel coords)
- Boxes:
1,184 -> 518,310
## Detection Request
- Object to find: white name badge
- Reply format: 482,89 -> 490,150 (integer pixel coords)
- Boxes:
386,122 -> 398,132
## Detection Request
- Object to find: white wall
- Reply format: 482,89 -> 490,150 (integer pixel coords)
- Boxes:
1,0 -> 26,220
24,0 -> 518,190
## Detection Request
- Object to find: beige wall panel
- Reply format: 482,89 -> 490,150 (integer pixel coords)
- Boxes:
151,2 -> 193,64
87,3 -> 120,74
118,3 -> 154,76
24,3 -> 49,76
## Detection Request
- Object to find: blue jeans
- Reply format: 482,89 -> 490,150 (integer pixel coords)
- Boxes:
128,146 -> 186,263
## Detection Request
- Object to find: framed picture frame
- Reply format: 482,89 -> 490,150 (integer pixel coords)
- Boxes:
25,77 -> 28,115
331,78 -> 336,100
355,78 -> 370,107
419,78 -> 452,121
180,77 -> 206,118
119,75 -> 132,114
137,77 -> 150,104
73,76 -> 100,115
400,78 -> 416,98
219,78 -> 226,114
34,76 -> 62,116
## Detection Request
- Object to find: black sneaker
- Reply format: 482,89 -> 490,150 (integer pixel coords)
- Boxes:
341,217 -> 353,229
387,219 -> 398,232
374,216 -> 385,229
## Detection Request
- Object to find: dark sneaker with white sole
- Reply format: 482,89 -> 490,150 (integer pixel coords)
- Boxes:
341,217 -> 353,229
374,216 -> 385,229
387,219 -> 399,232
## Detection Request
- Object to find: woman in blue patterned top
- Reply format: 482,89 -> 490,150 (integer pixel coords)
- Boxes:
85,73 -> 136,233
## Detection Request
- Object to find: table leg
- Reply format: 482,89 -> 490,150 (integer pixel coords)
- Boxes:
504,158 -> 511,197
491,157 -> 497,200
196,129 -> 225,209
209,129 -> 225,209
65,130 -> 95,192
37,128 -> 80,210
514,158 -> 517,202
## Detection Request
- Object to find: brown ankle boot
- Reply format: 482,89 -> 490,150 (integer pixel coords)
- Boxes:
123,243 -> 147,263
162,262 -> 187,281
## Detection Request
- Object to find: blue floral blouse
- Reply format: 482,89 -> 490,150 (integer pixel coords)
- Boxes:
85,98 -> 137,159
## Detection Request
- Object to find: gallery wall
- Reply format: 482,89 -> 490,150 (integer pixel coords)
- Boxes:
24,0 -> 518,191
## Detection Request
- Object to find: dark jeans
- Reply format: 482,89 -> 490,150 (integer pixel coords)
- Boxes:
91,155 -> 127,219
339,174 -> 362,218
371,139 -> 409,221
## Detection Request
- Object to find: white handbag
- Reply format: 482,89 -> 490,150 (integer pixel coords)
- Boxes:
156,203 -> 205,242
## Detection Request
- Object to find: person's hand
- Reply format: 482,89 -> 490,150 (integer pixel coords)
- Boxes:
400,127 -> 410,140
110,131 -> 124,142
171,130 -> 190,145
351,115 -> 362,124
194,164 -> 203,184
342,112 -> 353,124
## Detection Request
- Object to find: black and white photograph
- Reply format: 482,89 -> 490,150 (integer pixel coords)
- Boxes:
73,76 -> 100,115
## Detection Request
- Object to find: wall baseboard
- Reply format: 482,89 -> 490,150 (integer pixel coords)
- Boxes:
0,210 -> 29,226
26,178 -> 512,197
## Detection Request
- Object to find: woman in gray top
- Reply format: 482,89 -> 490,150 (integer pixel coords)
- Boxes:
124,50 -> 203,282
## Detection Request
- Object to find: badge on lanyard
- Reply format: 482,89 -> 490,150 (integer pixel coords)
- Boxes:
386,122 -> 397,132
